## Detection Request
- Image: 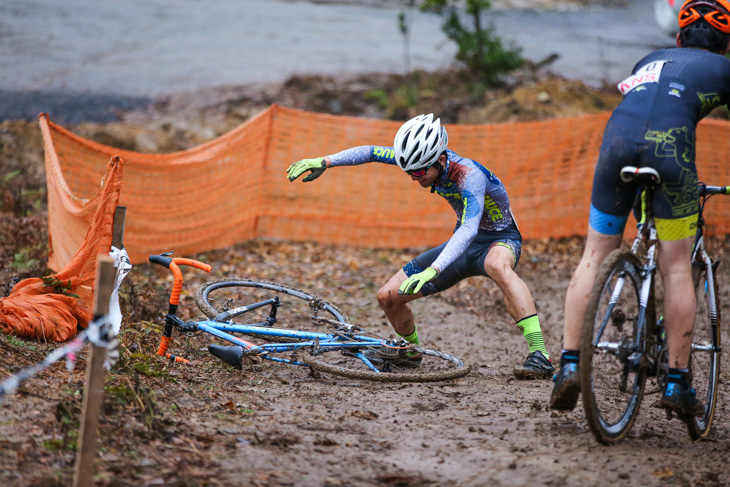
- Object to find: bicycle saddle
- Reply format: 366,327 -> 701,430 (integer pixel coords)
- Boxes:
208,344 -> 244,370
620,166 -> 661,186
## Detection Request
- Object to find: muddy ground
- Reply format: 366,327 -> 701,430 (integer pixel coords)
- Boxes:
2,236 -> 730,487
2,70 -> 730,486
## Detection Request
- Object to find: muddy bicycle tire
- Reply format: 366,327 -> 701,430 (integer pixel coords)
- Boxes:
297,346 -> 470,383
686,260 -> 722,440
580,250 -> 648,444
195,278 -> 348,341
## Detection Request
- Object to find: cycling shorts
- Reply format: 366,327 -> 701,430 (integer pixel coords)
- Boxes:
590,115 -> 699,241
402,227 -> 522,297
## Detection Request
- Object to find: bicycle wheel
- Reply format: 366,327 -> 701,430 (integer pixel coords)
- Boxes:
685,259 -> 721,440
297,345 -> 470,383
195,279 -> 348,338
580,250 -> 648,444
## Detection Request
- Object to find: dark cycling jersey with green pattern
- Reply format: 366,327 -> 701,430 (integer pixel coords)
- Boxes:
327,146 -> 518,272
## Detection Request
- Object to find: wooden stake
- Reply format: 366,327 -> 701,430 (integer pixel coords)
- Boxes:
73,257 -> 116,487
112,206 -> 126,249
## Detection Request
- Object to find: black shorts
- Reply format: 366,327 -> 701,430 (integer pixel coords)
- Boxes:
402,226 -> 522,297
590,113 -> 699,240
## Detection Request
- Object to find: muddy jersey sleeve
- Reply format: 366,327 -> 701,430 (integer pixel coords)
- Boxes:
430,170 -> 487,273
326,145 -> 398,167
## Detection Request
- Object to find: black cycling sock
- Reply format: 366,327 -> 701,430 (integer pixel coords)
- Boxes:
560,350 -> 580,368
667,367 -> 690,384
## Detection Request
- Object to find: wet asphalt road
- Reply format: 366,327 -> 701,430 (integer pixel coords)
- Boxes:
0,0 -> 674,122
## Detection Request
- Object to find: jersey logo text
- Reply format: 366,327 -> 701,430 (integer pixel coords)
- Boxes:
618,61 -> 667,95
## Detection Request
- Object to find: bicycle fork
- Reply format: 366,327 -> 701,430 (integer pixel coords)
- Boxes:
692,252 -> 721,355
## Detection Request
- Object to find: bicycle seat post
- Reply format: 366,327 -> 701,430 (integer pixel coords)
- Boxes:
620,166 -> 661,262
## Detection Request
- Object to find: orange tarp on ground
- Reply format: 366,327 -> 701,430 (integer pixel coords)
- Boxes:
40,106 -> 730,267
0,154 -> 122,342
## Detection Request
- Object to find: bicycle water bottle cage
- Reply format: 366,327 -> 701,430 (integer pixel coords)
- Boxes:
620,166 -> 661,187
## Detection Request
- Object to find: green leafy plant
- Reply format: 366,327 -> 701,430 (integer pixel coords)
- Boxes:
398,0 -> 417,74
41,276 -> 80,298
3,333 -> 38,351
2,169 -> 21,185
421,0 -> 524,85
11,249 -> 39,272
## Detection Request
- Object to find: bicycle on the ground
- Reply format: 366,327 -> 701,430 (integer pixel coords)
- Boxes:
149,253 -> 470,383
580,166 -> 726,444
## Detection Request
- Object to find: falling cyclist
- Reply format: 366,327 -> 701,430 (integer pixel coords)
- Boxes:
287,113 -> 554,379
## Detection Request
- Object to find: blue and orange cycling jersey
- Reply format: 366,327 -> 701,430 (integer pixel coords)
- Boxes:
327,146 -> 519,272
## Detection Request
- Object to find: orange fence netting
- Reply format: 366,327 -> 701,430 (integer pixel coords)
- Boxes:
0,153 -> 123,342
40,105 -> 730,267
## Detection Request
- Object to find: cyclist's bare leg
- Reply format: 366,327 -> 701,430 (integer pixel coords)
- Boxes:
563,228 -> 622,350
486,245 -> 554,378
657,237 -> 696,369
377,269 -> 422,336
484,245 -> 536,320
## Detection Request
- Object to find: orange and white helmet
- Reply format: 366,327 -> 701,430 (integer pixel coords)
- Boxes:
393,114 -> 448,173
679,0 -> 730,33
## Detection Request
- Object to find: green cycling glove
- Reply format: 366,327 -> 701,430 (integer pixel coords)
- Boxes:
399,267 -> 439,295
287,157 -> 327,182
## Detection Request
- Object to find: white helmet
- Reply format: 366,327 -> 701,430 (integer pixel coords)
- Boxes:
393,113 -> 448,172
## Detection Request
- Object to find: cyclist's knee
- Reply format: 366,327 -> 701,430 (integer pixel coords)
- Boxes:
657,237 -> 694,275
484,255 -> 514,284
377,284 -> 399,310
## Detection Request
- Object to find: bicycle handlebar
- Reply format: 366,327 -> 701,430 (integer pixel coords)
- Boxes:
149,254 -> 212,305
701,184 -> 730,196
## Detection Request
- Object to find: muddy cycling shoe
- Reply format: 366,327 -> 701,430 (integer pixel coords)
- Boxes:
660,381 -> 705,417
208,344 -> 244,370
513,350 -> 555,380
391,351 -> 423,368
361,348 -> 423,369
549,363 -> 581,410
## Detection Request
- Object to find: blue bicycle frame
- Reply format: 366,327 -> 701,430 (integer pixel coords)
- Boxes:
148,251 -> 403,373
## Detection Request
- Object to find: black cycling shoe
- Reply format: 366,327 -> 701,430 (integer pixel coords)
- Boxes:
513,350 -> 555,380
549,362 -> 581,410
660,380 -> 704,417
361,348 -> 423,369
208,344 -> 244,370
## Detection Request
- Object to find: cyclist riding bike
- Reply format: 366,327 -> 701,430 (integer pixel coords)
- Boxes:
550,0 -> 730,415
287,113 -> 554,379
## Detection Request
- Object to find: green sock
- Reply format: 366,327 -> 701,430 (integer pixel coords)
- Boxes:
516,314 -> 549,359
399,326 -> 420,357
399,326 -> 419,345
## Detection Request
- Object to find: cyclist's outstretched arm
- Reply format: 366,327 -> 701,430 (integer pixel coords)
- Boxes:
287,145 -> 397,182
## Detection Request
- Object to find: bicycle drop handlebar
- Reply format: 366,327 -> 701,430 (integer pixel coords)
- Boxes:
149,253 -> 212,305
149,253 -> 212,364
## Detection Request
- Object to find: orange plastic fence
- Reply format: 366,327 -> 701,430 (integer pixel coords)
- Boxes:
0,155 -> 123,342
40,105 -> 730,267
